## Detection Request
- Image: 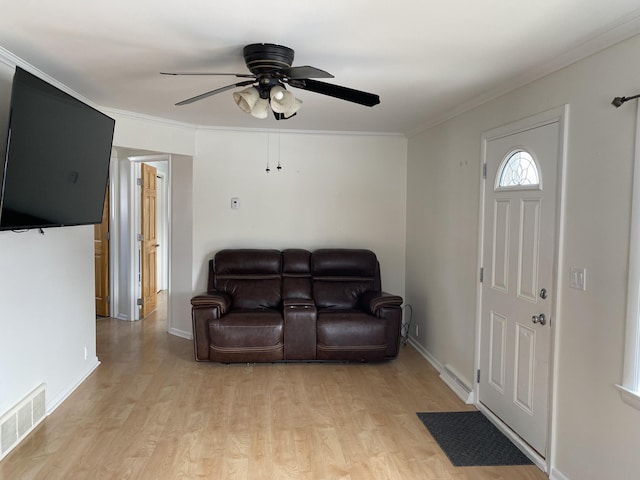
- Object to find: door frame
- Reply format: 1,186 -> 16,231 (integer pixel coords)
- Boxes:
128,154 -> 169,321
474,105 -> 569,472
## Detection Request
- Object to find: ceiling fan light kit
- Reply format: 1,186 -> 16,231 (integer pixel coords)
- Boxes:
232,87 -> 259,113
163,43 -> 380,121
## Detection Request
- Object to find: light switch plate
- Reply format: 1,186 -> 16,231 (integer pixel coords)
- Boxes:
570,267 -> 586,291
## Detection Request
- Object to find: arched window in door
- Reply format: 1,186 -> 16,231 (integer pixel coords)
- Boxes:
496,150 -> 540,189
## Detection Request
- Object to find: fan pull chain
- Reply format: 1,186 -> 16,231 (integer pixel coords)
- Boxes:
277,130 -> 282,171
265,131 -> 270,173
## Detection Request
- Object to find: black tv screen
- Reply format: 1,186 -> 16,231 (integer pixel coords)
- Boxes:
0,66 -> 115,231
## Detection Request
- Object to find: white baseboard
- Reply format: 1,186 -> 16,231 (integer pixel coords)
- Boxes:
168,327 -> 192,340
46,357 -> 100,414
549,467 -> 570,480
407,337 -> 443,371
439,365 -> 475,404
477,403 -> 547,472
407,338 -> 474,404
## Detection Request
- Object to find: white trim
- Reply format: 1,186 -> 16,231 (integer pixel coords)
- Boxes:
129,160 -> 142,321
101,106 -> 405,138
406,339 -> 475,404
407,337 -> 442,372
0,47 -> 101,110
475,105 -> 569,475
46,358 -> 100,414
168,327 -> 193,340
439,364 -> 475,404
407,9 -> 640,137
549,466 -> 571,480
615,384 -> 640,410
619,101 -> 640,409
108,150 -> 119,318
477,402 -> 547,472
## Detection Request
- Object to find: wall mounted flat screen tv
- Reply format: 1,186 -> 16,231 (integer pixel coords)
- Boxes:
0,66 -> 115,231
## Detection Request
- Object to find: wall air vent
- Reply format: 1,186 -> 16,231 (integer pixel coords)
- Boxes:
0,384 -> 46,461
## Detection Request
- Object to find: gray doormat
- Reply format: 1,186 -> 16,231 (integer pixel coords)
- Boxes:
416,411 -> 534,467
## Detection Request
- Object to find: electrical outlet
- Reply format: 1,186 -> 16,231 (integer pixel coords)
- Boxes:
415,324 -> 419,337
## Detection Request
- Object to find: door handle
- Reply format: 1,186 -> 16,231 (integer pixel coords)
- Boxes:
532,313 -> 546,325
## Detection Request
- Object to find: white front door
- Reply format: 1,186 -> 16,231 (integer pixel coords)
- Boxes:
479,115 -> 562,458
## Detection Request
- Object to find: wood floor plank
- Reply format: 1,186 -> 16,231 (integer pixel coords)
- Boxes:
0,292 -> 548,480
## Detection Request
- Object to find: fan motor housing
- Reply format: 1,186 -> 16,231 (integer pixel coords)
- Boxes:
243,43 -> 294,75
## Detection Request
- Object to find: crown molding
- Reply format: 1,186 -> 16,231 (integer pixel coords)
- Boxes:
0,46 -> 99,109
407,9 -> 640,137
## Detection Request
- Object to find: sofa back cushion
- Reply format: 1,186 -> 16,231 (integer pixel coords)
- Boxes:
213,249 -> 282,309
311,249 -> 381,309
282,249 -> 312,299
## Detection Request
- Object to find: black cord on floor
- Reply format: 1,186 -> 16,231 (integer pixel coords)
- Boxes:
401,304 -> 413,345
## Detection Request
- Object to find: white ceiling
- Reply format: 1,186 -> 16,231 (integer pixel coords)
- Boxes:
1,1 -> 639,135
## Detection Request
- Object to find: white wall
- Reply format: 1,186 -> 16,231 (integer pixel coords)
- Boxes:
192,129 -> 408,297
406,34 -> 640,480
0,60 -> 100,415
0,87 -> 197,416
168,154 -> 193,338
0,227 -> 99,415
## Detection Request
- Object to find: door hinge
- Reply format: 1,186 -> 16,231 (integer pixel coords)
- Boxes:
137,177 -> 144,186
479,267 -> 484,283
106,296 -> 110,304
137,233 -> 144,241
482,163 -> 487,179
106,231 -> 110,241
477,369 -> 481,383
137,298 -> 144,306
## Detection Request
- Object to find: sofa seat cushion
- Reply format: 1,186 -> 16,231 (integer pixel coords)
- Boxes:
316,310 -> 387,361
208,309 -> 283,362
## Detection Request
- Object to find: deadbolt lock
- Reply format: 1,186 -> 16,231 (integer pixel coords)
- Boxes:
540,288 -> 548,299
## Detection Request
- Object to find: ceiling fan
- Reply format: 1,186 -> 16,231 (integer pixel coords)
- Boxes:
161,43 -> 380,120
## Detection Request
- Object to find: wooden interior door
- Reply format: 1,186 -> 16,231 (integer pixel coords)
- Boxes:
94,188 -> 110,317
141,163 -> 158,318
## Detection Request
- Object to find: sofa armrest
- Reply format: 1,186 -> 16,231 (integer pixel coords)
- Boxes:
191,291 -> 232,314
359,291 -> 403,315
358,291 -> 403,359
191,291 -> 232,361
283,298 -> 317,360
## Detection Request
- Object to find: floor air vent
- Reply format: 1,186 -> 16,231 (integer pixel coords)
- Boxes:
0,384 -> 46,461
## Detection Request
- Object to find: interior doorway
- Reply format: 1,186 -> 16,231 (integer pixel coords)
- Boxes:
104,146 -> 193,339
130,155 -> 169,320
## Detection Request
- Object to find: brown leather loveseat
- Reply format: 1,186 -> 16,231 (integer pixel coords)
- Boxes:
191,248 -> 403,363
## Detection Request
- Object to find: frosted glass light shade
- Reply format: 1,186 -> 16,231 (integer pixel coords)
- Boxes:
233,87 -> 260,113
250,98 -> 269,119
282,97 -> 302,118
270,86 -> 295,113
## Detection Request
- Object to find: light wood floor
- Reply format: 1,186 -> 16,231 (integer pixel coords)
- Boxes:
0,294 -> 547,480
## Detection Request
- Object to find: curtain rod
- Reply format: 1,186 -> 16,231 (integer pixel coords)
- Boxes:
612,94 -> 640,108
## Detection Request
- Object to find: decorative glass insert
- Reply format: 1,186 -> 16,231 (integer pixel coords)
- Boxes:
498,150 -> 540,188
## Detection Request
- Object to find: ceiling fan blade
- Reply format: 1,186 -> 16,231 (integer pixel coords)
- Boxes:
282,66 -> 334,79
175,80 -> 255,106
290,79 -> 380,107
161,72 -> 255,78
